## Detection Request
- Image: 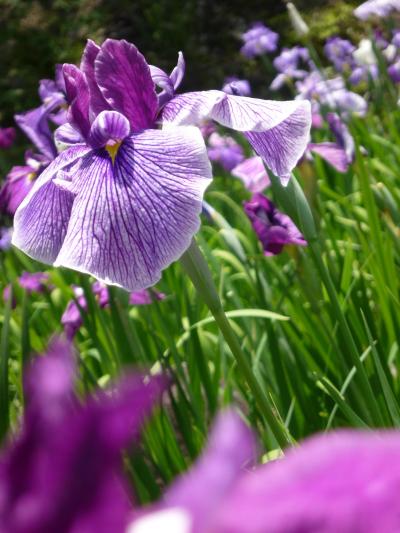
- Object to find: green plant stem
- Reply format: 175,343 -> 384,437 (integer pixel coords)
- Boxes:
180,239 -> 293,448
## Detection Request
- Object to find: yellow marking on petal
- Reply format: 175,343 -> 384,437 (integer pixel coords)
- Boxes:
27,172 -> 37,182
105,141 -> 122,164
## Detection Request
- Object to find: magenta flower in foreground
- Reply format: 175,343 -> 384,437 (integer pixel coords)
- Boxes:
129,411 -> 400,533
0,338 -> 164,533
0,127 -> 16,149
13,38 -> 310,291
244,194 -> 306,256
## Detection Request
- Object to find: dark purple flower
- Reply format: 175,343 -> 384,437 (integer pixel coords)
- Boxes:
240,23 -> 279,58
61,288 -> 87,340
13,39 -> 311,290
222,78 -> 251,97
354,0 -> 400,19
244,194 -> 307,255
0,152 -> 49,216
0,338 -> 165,533
18,271 -> 50,293
324,37 -> 355,72
0,127 -> 16,149
129,288 -> 165,305
231,156 -> 270,193
392,29 -> 400,48
207,133 -> 245,172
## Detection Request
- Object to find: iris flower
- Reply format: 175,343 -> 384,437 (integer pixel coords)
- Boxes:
13,39 -> 310,292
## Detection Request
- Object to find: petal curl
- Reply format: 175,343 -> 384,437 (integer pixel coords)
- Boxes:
12,145 -> 90,264
54,126 -> 212,291
162,91 -> 311,181
95,39 -> 158,131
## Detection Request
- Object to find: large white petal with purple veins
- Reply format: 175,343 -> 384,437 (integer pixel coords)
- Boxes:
53,126 -> 212,291
162,91 -> 311,182
12,145 -> 90,263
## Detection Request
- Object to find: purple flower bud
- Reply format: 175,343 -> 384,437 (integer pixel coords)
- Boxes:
18,271 -> 50,294
244,194 -> 307,256
222,78 -> 251,96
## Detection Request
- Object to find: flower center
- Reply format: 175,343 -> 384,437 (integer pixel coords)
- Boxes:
27,172 -> 37,182
105,141 -> 122,164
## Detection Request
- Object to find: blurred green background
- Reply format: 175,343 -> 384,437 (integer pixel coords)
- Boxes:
1,0 -> 361,127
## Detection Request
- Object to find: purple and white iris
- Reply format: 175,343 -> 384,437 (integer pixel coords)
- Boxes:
240,23 -> 279,58
231,157 -> 270,193
324,37 -> 355,73
12,38 -> 311,292
271,47 -> 310,91
354,0 -> 400,19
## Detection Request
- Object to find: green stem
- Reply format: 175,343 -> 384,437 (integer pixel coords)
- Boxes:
180,239 -> 293,448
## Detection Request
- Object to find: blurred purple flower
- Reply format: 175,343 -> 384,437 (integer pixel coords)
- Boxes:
271,47 -> 309,90
244,194 -> 307,255
0,227 -> 13,251
308,112 -> 355,173
207,132 -> 245,172
62,283 -> 165,339
129,411 -> 400,533
240,23 -> 279,58
0,127 -> 16,149
18,271 -> 50,293
392,29 -> 400,48
324,37 -> 355,72
354,0 -> 400,19
231,156 -> 270,193
222,77 -> 251,96
388,60 -> 400,82
0,338 -> 165,533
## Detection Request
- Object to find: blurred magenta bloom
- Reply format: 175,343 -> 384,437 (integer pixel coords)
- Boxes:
130,411 -> 400,533
62,283 -> 165,339
13,39 -> 212,292
0,338 -> 165,533
0,127 -> 16,149
207,132 -> 245,172
231,156 -> 270,193
240,23 -> 279,58
354,0 -> 400,19
18,271 -> 50,293
222,77 -> 251,97
244,194 -> 307,256
388,60 -> 400,82
0,227 -> 13,251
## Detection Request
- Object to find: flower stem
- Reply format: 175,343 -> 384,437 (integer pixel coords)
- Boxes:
180,239 -> 293,448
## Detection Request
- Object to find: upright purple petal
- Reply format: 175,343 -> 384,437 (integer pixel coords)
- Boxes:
95,39 -> 158,131
162,91 -> 311,182
53,126 -> 212,291
63,63 -> 91,138
80,39 -> 111,118
12,145 -> 90,264
88,110 -> 131,149
15,105 -> 57,160
170,51 -> 186,90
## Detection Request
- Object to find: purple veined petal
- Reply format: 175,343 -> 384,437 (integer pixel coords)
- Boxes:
54,123 -> 85,150
231,156 -> 271,193
170,51 -> 185,90
308,142 -> 349,173
149,65 -> 175,95
54,126 -> 212,291
80,39 -> 111,118
12,145 -> 90,265
95,39 -> 158,131
163,91 -> 311,182
88,110 -> 131,149
15,105 -> 57,160
63,63 -> 91,138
